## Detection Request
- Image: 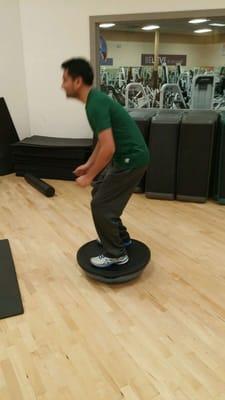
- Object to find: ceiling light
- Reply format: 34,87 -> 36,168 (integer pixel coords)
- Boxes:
189,18 -> 209,24
142,25 -> 160,31
99,23 -> 115,28
209,23 -> 225,27
194,28 -> 212,33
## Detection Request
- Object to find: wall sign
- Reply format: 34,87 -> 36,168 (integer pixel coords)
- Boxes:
100,58 -> 113,66
141,54 -> 187,66
99,36 -> 107,60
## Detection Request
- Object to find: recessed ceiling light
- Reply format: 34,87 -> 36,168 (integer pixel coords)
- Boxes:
142,25 -> 160,31
209,23 -> 225,27
194,28 -> 212,33
189,18 -> 209,24
99,23 -> 115,28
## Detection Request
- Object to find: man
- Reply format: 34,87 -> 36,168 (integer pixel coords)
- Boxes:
61,58 -> 149,268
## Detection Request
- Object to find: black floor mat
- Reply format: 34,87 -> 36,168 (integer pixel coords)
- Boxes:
0,239 -> 24,319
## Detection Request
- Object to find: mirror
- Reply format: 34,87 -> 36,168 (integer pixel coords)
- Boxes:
98,15 -> 225,110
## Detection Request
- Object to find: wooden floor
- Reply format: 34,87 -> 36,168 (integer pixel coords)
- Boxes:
1,174 -> 225,399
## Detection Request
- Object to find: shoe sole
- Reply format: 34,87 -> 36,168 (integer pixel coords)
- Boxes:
116,258 -> 129,265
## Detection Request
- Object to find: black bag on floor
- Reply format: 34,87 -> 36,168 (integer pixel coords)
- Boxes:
145,110 -> 183,200
176,110 -> 218,203
211,111 -> 225,204
129,109 -> 158,192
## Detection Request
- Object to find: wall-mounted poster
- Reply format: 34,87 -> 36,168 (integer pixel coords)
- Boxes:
141,54 -> 187,66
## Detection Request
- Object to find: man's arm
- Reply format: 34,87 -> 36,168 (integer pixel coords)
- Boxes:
86,140 -> 100,168
73,140 -> 100,176
87,128 -> 115,179
76,128 -> 115,186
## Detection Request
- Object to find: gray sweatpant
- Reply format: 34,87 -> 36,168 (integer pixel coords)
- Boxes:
91,163 -> 147,258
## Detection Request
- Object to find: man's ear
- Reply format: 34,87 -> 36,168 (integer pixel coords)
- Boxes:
75,76 -> 82,86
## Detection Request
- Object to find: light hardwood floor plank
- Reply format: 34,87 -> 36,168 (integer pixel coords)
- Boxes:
0,174 -> 225,399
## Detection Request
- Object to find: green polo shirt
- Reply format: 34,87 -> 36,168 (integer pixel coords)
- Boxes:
85,88 -> 150,169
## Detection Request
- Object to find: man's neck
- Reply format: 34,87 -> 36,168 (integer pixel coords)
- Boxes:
78,86 -> 93,104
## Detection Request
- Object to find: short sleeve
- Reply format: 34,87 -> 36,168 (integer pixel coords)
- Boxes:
89,102 -> 112,136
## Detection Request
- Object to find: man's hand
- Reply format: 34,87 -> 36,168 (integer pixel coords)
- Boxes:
76,174 -> 93,187
73,163 -> 89,177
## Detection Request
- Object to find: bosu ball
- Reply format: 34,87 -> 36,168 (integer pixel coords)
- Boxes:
76,239 -> 151,283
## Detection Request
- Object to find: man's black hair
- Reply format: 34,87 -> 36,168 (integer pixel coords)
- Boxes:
61,58 -> 94,85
